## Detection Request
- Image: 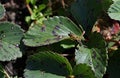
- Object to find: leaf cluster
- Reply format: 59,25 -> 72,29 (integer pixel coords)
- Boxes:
0,0 -> 120,78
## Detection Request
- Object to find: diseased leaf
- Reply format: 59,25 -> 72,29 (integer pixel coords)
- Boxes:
0,22 -> 24,61
86,32 -> 108,66
23,16 -> 83,46
75,46 -> 107,78
24,51 -> 72,78
75,32 -> 107,78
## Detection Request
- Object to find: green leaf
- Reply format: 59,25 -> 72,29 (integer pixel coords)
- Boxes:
86,33 -> 106,49
44,7 -> 52,16
36,39 -> 76,54
0,4 -> 5,19
70,0 -> 112,34
60,39 -> 76,49
75,33 -> 107,78
75,45 -> 107,78
23,16 -> 83,46
31,12 -> 37,20
25,16 -> 31,23
0,22 -> 24,61
108,49 -> 120,78
73,64 -> 96,78
75,46 -> 92,65
38,4 -> 46,12
24,51 -> 72,78
85,32 -> 108,66
36,13 -> 46,25
30,0 -> 37,5
108,1 -> 120,21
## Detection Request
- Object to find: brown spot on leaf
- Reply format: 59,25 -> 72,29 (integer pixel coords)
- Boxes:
95,64 -> 99,69
14,33 -> 17,35
53,35 -> 63,41
92,52 -> 96,59
52,30 -> 58,36
97,57 -> 102,62
8,46 -> 12,48
88,59 -> 92,65
41,26 -> 46,32
54,25 -> 60,30
92,49 -> 97,59
59,22 -> 63,25
36,41 -> 39,43
0,43 -> 3,48
44,39 -> 51,43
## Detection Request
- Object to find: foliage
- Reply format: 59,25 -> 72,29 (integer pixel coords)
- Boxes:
0,22 -> 23,61
25,0 -> 52,25
108,0 -> 120,21
70,0 -> 112,35
24,51 -> 72,78
0,0 -> 120,78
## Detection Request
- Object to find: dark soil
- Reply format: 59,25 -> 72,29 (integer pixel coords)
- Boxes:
0,0 -> 29,30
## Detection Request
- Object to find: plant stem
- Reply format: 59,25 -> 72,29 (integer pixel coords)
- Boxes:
3,69 -> 11,78
26,4 -> 33,15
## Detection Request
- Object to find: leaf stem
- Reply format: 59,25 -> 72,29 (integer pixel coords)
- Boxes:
3,69 -> 11,78
26,3 -> 33,15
